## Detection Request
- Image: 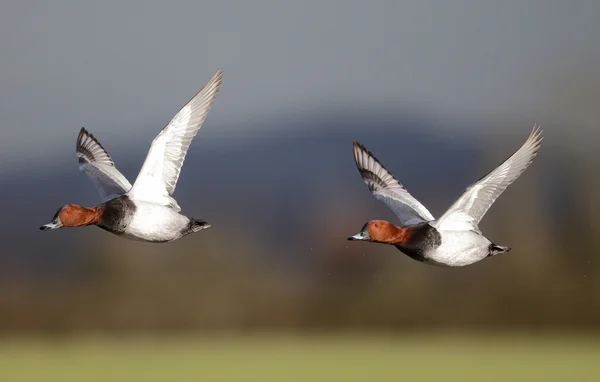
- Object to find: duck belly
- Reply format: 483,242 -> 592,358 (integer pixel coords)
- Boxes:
427,231 -> 492,266
119,203 -> 191,243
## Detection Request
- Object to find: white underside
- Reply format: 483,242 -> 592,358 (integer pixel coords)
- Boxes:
123,201 -> 191,242
425,230 -> 492,267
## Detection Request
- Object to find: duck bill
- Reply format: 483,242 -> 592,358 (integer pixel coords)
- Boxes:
40,217 -> 63,231
348,231 -> 370,241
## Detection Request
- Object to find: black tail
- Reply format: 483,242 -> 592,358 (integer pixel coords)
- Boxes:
189,219 -> 212,233
489,244 -> 511,256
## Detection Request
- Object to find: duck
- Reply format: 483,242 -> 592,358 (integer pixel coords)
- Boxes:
348,125 -> 543,266
40,69 -> 223,243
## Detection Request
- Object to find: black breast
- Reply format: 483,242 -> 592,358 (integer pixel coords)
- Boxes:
395,223 -> 442,262
97,196 -> 137,234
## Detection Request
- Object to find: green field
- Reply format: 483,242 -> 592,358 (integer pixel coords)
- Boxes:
0,335 -> 598,381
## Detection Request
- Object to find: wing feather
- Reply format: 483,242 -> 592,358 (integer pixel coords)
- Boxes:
353,141 -> 434,226
127,69 -> 223,208
76,127 -> 132,202
435,125 -> 543,233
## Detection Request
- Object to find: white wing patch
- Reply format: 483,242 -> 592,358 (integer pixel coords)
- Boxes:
127,69 -> 223,209
435,124 -> 543,233
353,141 -> 435,226
76,127 -> 132,202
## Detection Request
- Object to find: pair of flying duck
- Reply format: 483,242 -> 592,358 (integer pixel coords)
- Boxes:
41,70 -> 543,267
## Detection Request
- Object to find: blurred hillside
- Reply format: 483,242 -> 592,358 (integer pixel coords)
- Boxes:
0,110 -> 598,334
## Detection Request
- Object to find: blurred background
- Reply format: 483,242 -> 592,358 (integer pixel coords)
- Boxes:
1,0 -> 599,380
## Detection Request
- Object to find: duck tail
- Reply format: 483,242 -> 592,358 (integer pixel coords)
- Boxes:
190,219 -> 212,233
489,243 -> 511,256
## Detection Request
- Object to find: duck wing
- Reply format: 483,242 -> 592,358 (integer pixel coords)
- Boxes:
127,69 -> 223,211
76,127 -> 132,202
435,125 -> 543,233
353,141 -> 435,226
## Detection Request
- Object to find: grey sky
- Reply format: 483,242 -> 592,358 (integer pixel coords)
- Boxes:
0,0 -> 599,172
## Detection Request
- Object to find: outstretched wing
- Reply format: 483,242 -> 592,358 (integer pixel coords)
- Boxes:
127,69 -> 223,209
76,127 -> 132,202
435,125 -> 543,233
353,141 -> 435,226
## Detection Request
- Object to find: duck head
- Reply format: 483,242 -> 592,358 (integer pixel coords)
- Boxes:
40,204 -> 101,230
348,220 -> 412,245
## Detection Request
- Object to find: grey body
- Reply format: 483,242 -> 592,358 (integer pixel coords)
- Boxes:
386,223 -> 503,267
417,224 -> 496,266
98,196 -> 209,243
393,222 -> 442,264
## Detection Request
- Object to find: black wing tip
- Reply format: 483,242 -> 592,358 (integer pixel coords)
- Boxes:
77,127 -> 88,143
77,127 -> 92,145
352,140 -> 392,173
77,127 -> 104,151
351,140 -> 405,191
352,140 -> 371,161
352,141 -> 363,160
77,127 -> 87,150
353,140 -> 385,161
353,140 -> 371,155
353,140 -> 368,170
76,127 -> 114,166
